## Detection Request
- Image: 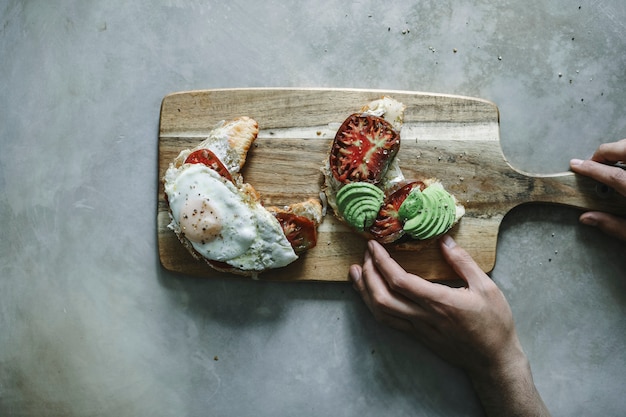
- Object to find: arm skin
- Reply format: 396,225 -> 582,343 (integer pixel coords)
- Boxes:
570,138 -> 626,241
349,236 -> 551,417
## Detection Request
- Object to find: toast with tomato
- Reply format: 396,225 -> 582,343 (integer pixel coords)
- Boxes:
164,117 -> 323,277
322,97 -> 464,244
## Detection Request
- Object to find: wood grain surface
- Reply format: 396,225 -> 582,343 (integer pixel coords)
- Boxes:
157,88 -> 626,281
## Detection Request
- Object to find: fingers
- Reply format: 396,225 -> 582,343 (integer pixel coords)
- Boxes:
580,211 -> 626,241
349,264 -> 420,334
365,240 -> 446,302
570,158 -> 626,196
590,138 -> 626,164
439,235 -> 488,289
570,140 -> 626,240
349,257 -> 441,339
365,240 -> 410,284
349,264 -> 372,305
349,249 -> 425,320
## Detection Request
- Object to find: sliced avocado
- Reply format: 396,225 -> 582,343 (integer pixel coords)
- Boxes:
412,206 -> 441,240
419,188 -> 450,238
336,182 -> 384,231
433,194 -> 457,236
422,202 -> 452,240
418,190 -> 455,239
336,182 -> 383,206
403,191 -> 436,235
403,184 -> 458,240
430,208 -> 450,238
398,188 -> 424,221
340,192 -> 381,220
354,200 -> 382,226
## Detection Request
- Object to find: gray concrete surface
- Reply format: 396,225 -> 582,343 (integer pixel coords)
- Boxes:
1,1 -> 625,416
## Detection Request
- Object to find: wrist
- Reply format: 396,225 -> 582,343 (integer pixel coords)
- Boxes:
470,342 -> 529,386
467,346 -> 551,417
463,333 -> 528,384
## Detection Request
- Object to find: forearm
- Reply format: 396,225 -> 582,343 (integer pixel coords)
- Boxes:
469,353 -> 550,417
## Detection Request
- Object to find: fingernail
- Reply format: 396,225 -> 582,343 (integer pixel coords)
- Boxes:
349,265 -> 360,283
441,234 -> 456,248
580,214 -> 598,226
570,158 -> 583,166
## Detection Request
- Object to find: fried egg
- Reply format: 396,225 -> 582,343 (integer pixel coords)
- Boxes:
164,163 -> 298,271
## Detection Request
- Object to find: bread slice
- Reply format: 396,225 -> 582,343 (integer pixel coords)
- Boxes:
266,198 -> 324,226
321,97 -> 464,244
164,117 -> 323,278
320,97 -> 405,229
172,116 -> 259,176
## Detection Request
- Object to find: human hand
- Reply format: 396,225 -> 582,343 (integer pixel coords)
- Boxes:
348,236 -> 524,376
570,139 -> 626,241
349,236 -> 550,416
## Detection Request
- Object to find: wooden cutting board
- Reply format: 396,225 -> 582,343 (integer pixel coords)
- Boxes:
157,88 -> 626,281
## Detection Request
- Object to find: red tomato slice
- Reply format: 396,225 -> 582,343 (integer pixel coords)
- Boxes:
274,212 -> 318,254
329,114 -> 400,184
185,149 -> 233,181
370,181 -> 425,243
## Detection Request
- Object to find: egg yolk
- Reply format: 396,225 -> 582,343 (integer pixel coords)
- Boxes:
179,198 -> 222,243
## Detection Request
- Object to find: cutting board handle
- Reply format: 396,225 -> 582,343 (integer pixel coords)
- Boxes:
521,170 -> 626,216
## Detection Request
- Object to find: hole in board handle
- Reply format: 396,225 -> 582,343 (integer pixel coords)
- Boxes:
595,162 -> 626,199
595,183 -> 613,199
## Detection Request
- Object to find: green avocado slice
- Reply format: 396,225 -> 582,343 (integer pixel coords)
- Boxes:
336,182 -> 381,207
420,200 -> 452,239
403,184 -> 457,240
403,191 -> 436,236
397,188 -> 424,221
336,182 -> 384,231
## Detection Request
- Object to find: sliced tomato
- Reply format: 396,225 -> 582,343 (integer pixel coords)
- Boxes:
274,212 -> 317,254
185,148 -> 232,181
330,114 -> 400,184
370,181 -> 425,243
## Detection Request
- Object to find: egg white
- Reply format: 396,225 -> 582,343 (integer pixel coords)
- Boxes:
164,163 -> 298,271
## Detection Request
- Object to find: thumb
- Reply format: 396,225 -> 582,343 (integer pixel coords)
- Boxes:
580,211 -> 626,241
570,159 -> 626,197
